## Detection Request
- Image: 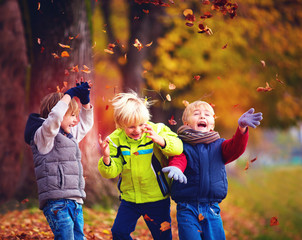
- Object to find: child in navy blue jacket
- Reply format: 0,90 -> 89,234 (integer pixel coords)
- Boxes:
162,100 -> 263,240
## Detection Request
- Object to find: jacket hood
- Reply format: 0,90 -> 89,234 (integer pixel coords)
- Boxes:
24,113 -> 45,145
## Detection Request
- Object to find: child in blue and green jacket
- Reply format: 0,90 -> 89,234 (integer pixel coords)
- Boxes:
98,91 -> 184,240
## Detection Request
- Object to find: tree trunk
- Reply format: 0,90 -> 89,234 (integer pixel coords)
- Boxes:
0,0 -> 28,203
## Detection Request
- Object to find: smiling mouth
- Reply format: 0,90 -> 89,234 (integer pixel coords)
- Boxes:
197,123 -> 207,128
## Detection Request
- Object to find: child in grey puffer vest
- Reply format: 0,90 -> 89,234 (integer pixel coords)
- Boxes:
24,81 -> 93,240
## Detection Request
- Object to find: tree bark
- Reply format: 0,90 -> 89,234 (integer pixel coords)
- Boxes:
0,0 -> 28,203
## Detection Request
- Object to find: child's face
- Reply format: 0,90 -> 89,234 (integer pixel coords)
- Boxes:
123,123 -> 146,140
185,106 -> 215,132
61,113 -> 78,134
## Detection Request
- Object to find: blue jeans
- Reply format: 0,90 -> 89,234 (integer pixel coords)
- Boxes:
43,199 -> 85,240
176,202 -> 226,240
111,198 -> 172,240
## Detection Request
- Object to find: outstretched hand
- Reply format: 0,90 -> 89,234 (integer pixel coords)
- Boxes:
65,79 -> 92,105
162,166 -> 187,184
238,108 -> 263,129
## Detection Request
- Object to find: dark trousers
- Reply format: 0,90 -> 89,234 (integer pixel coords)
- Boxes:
111,198 -> 172,240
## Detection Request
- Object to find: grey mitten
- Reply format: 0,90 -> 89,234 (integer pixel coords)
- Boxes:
162,166 -> 187,184
238,108 -> 263,128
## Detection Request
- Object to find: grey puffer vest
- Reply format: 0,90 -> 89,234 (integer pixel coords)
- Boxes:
31,133 -> 86,209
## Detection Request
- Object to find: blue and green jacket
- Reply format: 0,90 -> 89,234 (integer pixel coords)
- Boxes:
98,122 -> 183,203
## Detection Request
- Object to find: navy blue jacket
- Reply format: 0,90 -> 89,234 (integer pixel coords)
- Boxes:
171,138 -> 228,203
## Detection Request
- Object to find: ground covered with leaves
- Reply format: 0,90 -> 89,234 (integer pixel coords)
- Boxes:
1,167 -> 301,240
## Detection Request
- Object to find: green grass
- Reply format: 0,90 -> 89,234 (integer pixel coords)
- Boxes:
222,165 -> 302,240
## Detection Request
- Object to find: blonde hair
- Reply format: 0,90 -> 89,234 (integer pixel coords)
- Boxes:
182,101 -> 215,124
111,91 -> 151,128
40,92 -> 79,119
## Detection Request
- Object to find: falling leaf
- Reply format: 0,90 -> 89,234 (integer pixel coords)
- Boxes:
133,152 -> 139,156
64,69 -> 69,76
275,74 -> 284,84
61,51 -> 70,57
142,9 -> 149,14
182,100 -> 189,107
168,115 -> 177,126
160,221 -> 171,232
21,199 -> 29,204
250,157 -> 257,163
145,41 -> 153,47
37,38 -> 41,45
70,65 -> 79,73
244,160 -> 249,171
58,43 -> 71,49
81,65 -> 91,74
105,105 -> 109,110
200,11 -> 213,19
270,216 -> 279,226
133,39 -> 143,51
104,49 -> 114,54
198,213 -> 205,221
260,60 -> 266,67
169,82 -> 176,90
37,2 -> 41,10
183,9 -> 193,17
51,53 -> 60,59
257,82 -> 273,92
143,214 -> 154,221
222,43 -> 228,49
40,46 -> 45,53
198,24 -> 213,35
194,75 -> 200,81
166,94 -> 171,101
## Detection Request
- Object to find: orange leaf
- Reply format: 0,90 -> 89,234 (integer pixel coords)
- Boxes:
198,213 -> 205,222
166,94 -> 171,101
133,39 -> 143,51
133,152 -> 139,156
260,60 -> 266,67
70,65 -> 79,73
168,115 -> 177,126
143,214 -> 154,221
61,51 -> 70,57
52,53 -> 60,59
222,43 -> 228,49
104,49 -> 114,54
143,9 -> 149,14
64,69 -> 70,76
37,2 -> 40,10
21,198 -> 29,204
81,65 -> 91,74
160,221 -> 171,232
194,75 -> 200,81
58,43 -> 71,49
270,216 -> 279,226
257,82 -> 273,92
145,41 -> 153,47
182,100 -> 189,107
183,9 -> 193,17
244,160 -> 249,171
169,82 -> 176,90
250,157 -> 257,163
